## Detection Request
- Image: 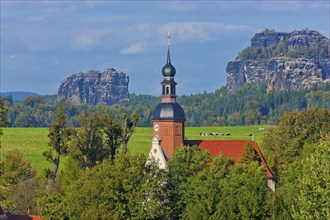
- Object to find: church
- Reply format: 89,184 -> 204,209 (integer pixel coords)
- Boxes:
148,34 -> 275,192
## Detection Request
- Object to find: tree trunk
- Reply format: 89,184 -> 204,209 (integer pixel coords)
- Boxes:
121,116 -> 138,154
122,142 -> 128,154
46,178 -> 55,195
83,155 -> 91,170
122,118 -> 128,154
46,152 -> 60,195
52,152 -> 60,179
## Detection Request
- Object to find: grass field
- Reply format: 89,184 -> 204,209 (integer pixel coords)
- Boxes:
1,128 -> 50,176
1,125 -> 272,175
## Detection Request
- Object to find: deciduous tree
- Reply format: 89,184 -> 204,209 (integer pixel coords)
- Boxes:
262,109 -> 330,179
214,162 -> 271,219
102,114 -> 122,162
43,107 -> 71,194
292,136 -> 330,219
71,112 -> 104,170
182,155 -> 233,219
167,145 -> 210,218
0,150 -> 36,212
0,99 -> 8,152
121,113 -> 139,154
63,154 -> 170,219
239,141 -> 261,164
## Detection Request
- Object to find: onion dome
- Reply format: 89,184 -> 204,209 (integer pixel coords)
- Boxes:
162,33 -> 176,77
162,49 -> 176,77
154,102 -> 185,121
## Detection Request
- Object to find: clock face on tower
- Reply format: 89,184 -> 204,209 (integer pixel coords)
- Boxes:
154,124 -> 159,132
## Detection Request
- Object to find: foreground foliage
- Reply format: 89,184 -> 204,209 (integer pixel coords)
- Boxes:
62,154 -> 169,219
292,137 -> 330,219
262,108 -> 330,179
1,109 -> 329,219
35,149 -> 272,220
262,109 -> 330,219
0,150 -> 41,215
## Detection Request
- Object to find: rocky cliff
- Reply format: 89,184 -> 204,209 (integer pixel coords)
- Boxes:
227,29 -> 330,91
58,68 -> 129,105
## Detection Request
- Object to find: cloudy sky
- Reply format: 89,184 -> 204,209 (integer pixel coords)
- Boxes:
1,1 -> 329,96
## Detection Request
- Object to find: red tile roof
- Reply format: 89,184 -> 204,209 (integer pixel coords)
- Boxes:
0,207 -> 5,216
0,209 -> 41,220
185,140 -> 273,179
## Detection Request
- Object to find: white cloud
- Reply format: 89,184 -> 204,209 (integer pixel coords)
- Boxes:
160,22 -> 252,42
309,1 -> 330,10
72,29 -> 107,47
115,22 -> 253,54
39,1 -> 78,14
156,1 -> 197,12
120,42 -> 147,54
258,0 -> 329,12
125,22 -> 252,46
85,0 -> 97,9
82,16 -> 128,24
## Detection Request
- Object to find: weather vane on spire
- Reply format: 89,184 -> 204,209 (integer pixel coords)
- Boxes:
168,32 -> 170,47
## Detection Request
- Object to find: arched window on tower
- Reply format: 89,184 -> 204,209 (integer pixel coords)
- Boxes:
166,86 -> 169,95
175,125 -> 181,136
171,86 -> 174,95
162,85 -> 165,95
164,125 -> 169,135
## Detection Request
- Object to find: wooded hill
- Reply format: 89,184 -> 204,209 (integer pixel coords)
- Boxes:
1,83 -> 329,127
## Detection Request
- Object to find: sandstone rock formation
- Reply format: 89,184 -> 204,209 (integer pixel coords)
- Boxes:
226,29 -> 330,91
58,68 -> 129,105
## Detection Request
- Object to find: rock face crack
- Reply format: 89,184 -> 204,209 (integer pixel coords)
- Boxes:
58,68 -> 129,105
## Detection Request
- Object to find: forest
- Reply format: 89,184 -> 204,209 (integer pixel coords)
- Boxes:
2,83 -> 330,128
0,99 -> 329,219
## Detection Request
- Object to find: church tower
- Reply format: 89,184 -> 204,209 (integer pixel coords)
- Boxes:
152,33 -> 186,158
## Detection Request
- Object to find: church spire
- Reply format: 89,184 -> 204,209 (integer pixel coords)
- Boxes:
151,33 -> 185,159
161,33 -> 177,103
167,32 -> 171,64
162,32 -> 176,78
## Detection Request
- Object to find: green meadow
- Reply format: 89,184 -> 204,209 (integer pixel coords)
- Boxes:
1,125 -> 272,175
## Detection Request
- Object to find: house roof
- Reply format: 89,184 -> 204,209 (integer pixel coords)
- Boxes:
5,214 -> 41,220
0,207 -> 5,215
185,140 -> 273,179
0,208 -> 41,220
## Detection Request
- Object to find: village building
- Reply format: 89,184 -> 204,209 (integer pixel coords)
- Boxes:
148,34 -> 275,192
0,206 -> 41,220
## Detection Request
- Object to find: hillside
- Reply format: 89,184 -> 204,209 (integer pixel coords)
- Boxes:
0,91 -> 40,102
227,29 -> 330,91
4,83 -> 329,128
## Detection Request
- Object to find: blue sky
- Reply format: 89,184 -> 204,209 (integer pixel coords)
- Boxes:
1,1 -> 329,96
